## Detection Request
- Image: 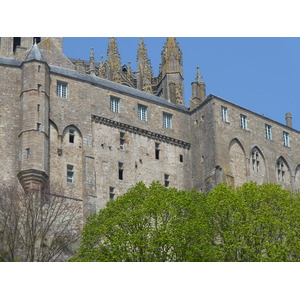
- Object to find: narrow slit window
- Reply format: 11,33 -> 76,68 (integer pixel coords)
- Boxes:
283,131 -> 290,147
37,123 -> 41,131
221,106 -> 228,122
120,132 -> 125,150
179,154 -> 183,162
13,37 -> 21,53
265,124 -> 272,140
118,162 -> 124,180
164,174 -> 170,188
240,114 -> 247,130
26,148 -> 30,157
155,143 -> 160,160
109,186 -> 115,200
67,164 -> 74,183
37,104 -> 40,112
69,129 -> 75,144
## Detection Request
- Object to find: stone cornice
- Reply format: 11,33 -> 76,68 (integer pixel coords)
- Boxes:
92,115 -> 191,150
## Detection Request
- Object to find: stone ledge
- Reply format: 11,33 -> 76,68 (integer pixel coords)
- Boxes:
92,115 -> 191,150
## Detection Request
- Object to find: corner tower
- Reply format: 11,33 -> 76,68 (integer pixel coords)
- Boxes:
157,38 -> 184,105
17,43 -> 50,191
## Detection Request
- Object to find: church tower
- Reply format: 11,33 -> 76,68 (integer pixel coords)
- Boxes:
17,43 -> 50,191
157,38 -> 184,105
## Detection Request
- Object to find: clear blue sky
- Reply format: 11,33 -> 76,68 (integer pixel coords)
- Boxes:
63,37 -> 300,131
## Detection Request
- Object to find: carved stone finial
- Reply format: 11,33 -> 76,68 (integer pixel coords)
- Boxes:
196,66 -> 203,83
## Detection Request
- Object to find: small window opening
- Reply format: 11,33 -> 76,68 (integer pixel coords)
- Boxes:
164,174 -> 170,188
37,84 -> 41,93
26,148 -> 30,157
118,162 -> 124,180
69,129 -> 75,144
155,143 -> 160,160
37,123 -> 41,131
37,104 -> 40,112
13,37 -> 21,53
33,37 -> 41,44
179,154 -> 183,162
67,164 -> 74,183
120,132 -> 125,150
109,186 -> 115,200
38,65 -> 41,72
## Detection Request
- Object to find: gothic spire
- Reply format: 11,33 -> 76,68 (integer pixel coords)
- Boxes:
89,48 -> 95,75
137,38 -> 153,93
106,37 -> 122,82
161,37 -> 183,74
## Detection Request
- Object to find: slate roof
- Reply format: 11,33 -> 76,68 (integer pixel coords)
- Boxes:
25,43 -> 45,62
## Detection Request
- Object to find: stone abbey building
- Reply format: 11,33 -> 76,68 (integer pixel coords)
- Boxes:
0,37 -> 300,216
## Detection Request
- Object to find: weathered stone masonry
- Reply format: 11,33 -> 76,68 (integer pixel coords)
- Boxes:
0,37 -> 300,219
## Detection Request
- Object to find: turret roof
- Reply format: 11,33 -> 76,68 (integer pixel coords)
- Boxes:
25,42 -> 45,62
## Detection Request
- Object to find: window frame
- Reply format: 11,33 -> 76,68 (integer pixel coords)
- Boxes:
110,97 -> 120,113
265,124 -> 272,140
221,106 -> 228,122
138,104 -> 148,121
240,114 -> 247,130
283,131 -> 290,147
67,164 -> 74,184
163,112 -> 172,129
120,132 -> 125,150
69,129 -> 75,144
56,81 -> 68,98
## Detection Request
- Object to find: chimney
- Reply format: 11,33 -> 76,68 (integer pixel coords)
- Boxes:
285,113 -> 292,128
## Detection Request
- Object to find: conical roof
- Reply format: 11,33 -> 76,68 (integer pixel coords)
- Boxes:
25,42 -> 45,62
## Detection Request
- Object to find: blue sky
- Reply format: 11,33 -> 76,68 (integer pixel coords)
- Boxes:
63,37 -> 300,131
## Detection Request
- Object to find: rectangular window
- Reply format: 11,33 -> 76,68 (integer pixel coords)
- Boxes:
69,129 -> 75,143
163,113 -> 172,129
67,164 -> 74,183
37,123 -> 41,131
283,131 -> 290,147
155,143 -> 160,160
221,106 -> 228,122
164,174 -> 170,188
109,186 -> 115,200
179,154 -> 183,162
265,124 -> 272,140
240,114 -> 247,130
110,97 -> 120,113
138,104 -> 147,121
118,162 -> 124,180
26,148 -> 30,157
120,132 -> 125,150
57,82 -> 67,98
37,104 -> 40,112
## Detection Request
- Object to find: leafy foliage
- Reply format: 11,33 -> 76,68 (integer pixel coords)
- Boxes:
71,181 -> 300,262
207,182 -> 300,261
70,181 -> 216,262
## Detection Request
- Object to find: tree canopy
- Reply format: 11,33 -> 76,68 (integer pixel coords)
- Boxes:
70,181 -> 217,262
71,181 -> 300,262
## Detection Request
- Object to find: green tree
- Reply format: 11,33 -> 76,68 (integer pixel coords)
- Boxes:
207,182 -> 300,262
70,181 -> 217,262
